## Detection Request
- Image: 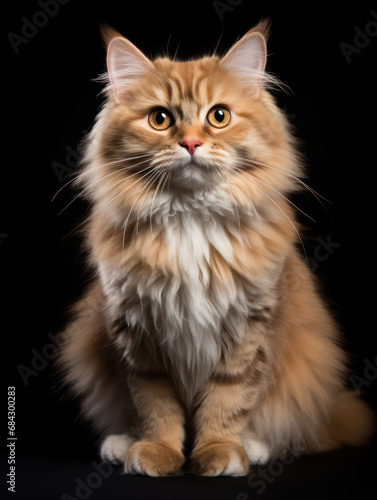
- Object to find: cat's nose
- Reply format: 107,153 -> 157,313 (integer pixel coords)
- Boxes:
180,139 -> 203,156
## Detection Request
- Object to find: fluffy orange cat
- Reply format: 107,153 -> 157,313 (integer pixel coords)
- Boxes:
58,21 -> 374,476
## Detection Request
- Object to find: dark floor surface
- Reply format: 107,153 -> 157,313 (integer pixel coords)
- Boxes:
2,440 -> 376,500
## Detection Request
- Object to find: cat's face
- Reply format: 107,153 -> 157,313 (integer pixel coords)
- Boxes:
102,56 -> 274,187
85,24 -> 298,216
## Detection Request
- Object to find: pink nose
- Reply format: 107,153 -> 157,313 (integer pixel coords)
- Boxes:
181,139 -> 202,156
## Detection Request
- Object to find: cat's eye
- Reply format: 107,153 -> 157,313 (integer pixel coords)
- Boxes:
148,109 -> 173,131
206,106 -> 232,128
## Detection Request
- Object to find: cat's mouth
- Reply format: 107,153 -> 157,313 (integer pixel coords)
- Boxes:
182,157 -> 202,171
151,150 -> 218,189
174,156 -> 215,186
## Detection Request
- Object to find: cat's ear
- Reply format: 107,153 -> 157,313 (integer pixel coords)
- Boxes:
102,27 -> 154,103
220,21 -> 270,96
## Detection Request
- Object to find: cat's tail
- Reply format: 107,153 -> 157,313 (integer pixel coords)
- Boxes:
327,391 -> 375,447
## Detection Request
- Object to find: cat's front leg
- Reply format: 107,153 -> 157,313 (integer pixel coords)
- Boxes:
124,375 -> 185,476
190,347 -> 268,477
190,380 -> 251,476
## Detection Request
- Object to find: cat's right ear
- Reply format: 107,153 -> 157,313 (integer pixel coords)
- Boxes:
102,27 -> 154,103
220,20 -> 270,97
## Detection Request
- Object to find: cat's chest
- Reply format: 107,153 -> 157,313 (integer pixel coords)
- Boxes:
101,212 -> 244,330
99,205 -> 278,400
164,210 -> 234,279
100,212 -> 253,401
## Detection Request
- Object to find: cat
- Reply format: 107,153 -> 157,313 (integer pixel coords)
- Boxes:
58,20 -> 374,476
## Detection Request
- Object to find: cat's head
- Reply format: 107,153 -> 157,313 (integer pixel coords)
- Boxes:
82,21 -> 300,219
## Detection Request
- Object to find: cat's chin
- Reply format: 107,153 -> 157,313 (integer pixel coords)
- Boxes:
170,160 -> 216,190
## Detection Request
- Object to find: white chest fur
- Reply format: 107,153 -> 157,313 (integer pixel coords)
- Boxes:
99,189 -> 259,401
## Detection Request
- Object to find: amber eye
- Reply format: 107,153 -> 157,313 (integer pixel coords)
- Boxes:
206,106 -> 232,128
148,109 -> 173,131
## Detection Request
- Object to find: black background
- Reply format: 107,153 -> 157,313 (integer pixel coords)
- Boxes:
2,1 -> 377,498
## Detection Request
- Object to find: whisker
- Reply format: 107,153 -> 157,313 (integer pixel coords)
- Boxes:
236,156 -> 331,207
51,154 -> 154,202
63,167 -> 155,240
226,164 -> 308,262
216,161 -> 261,224
214,164 -> 240,232
134,168 -> 163,236
123,167 -> 162,249
150,168 -> 169,238
166,167 -> 176,196
212,25 -> 224,56
173,41 -> 181,61
57,158 -> 153,216
231,164 -> 316,223
51,157 -> 127,203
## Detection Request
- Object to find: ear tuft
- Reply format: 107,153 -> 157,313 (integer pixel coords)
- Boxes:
104,28 -> 154,103
100,24 -> 123,48
221,20 -> 271,96
251,18 -> 272,43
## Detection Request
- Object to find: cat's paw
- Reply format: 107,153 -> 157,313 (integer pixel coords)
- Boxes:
190,441 -> 249,477
125,440 -> 184,476
100,434 -> 136,465
242,433 -> 271,464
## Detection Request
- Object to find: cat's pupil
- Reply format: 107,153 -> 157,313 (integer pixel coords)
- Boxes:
156,112 -> 166,125
214,109 -> 224,122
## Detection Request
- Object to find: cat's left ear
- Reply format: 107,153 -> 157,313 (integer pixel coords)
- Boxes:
102,26 -> 154,103
220,21 -> 269,96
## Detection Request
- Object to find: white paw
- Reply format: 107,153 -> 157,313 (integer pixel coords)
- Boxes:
124,447 -> 145,475
242,435 -> 271,465
100,434 -> 136,466
223,451 -> 249,476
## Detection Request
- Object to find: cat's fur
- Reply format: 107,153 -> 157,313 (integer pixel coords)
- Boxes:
58,21 -> 374,476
